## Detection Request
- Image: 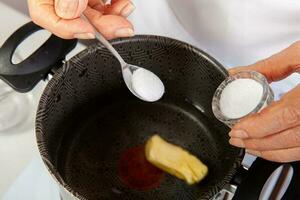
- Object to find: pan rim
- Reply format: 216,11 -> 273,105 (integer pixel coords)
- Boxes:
36,34 -> 243,200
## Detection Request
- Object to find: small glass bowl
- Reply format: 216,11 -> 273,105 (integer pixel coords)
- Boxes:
212,71 -> 274,127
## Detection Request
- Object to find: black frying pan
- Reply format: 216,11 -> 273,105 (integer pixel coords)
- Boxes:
0,22 -> 299,200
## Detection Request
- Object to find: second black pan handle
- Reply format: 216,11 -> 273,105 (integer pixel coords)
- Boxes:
232,158 -> 300,200
0,22 -> 77,92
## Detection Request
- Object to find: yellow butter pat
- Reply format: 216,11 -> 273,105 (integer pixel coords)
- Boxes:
145,135 -> 208,185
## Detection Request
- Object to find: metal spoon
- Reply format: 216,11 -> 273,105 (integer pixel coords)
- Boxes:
82,15 -> 165,102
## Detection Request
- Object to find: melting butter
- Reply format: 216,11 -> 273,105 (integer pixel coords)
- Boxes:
145,135 -> 208,185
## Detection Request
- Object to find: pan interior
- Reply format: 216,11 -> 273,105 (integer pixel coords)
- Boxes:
57,94 -> 233,200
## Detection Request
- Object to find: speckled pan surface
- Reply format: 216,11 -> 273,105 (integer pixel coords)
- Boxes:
36,35 -> 242,200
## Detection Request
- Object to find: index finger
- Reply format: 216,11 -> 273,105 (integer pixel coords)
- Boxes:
229,42 -> 300,83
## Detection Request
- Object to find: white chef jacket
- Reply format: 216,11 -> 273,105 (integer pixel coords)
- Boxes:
129,0 -> 300,99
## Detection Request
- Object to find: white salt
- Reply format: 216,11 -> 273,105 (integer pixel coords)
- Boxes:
220,78 -> 263,119
131,68 -> 165,102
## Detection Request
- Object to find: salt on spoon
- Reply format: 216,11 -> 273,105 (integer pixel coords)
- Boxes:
131,68 -> 165,102
81,15 -> 165,102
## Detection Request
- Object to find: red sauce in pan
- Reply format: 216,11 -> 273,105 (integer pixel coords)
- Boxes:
118,145 -> 165,190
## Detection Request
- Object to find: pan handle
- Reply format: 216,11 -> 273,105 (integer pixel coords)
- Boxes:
0,22 -> 77,92
232,158 -> 300,200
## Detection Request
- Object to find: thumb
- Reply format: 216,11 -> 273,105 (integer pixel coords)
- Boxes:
55,0 -> 88,19
84,6 -> 134,40
230,85 -> 300,139
229,41 -> 300,83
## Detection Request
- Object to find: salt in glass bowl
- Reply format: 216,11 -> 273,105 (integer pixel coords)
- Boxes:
212,71 -> 274,127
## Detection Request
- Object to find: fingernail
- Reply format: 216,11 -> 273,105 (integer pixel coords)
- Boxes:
246,149 -> 261,157
229,130 -> 248,139
56,0 -> 78,18
74,33 -> 95,39
114,28 -> 134,37
121,3 -> 135,17
229,138 -> 245,148
56,0 -> 83,18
